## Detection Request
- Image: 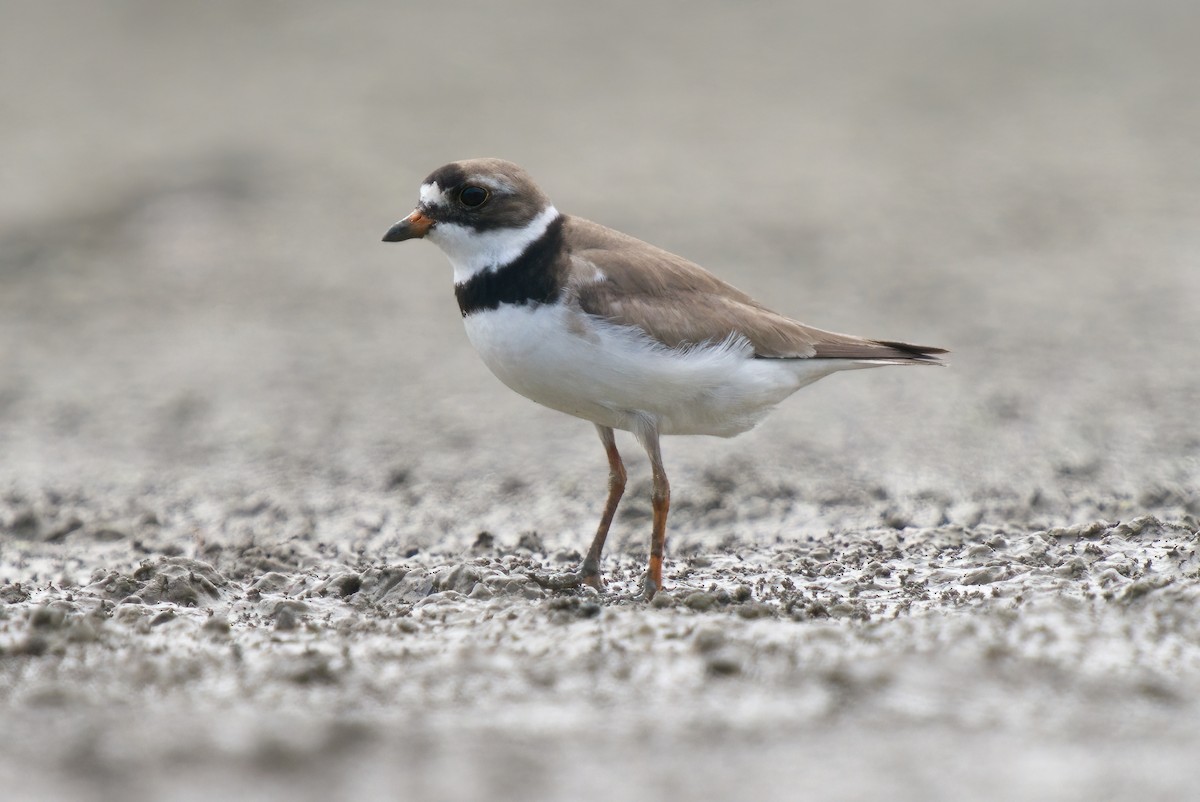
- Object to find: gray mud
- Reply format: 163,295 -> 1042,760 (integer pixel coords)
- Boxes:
2,1 -> 1200,800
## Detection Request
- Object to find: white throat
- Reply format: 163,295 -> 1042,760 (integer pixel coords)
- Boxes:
429,205 -> 560,284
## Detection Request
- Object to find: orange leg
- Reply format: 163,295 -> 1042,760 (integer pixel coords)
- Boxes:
635,421 -> 669,600
579,425 -> 626,590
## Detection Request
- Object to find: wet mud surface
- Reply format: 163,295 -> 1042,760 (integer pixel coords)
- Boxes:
3,1 -> 1200,800
3,485 -> 1198,801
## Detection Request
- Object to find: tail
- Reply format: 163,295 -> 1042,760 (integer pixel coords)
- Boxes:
805,338 -> 948,365
862,339 -> 948,365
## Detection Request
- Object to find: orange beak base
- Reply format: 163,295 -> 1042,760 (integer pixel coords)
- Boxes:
382,209 -> 434,242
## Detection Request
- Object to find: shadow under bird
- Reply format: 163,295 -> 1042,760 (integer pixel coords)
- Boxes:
383,158 -> 946,599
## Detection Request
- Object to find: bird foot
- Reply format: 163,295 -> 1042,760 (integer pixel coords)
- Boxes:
578,570 -> 605,591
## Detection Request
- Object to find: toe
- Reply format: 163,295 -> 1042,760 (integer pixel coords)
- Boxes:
579,572 -> 604,591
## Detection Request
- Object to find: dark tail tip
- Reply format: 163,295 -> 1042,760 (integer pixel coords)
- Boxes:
872,340 -> 949,363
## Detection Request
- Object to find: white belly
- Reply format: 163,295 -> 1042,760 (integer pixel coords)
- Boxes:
462,304 -> 850,437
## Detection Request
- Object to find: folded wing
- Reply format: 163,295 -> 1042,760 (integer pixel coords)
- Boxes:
565,217 -> 946,364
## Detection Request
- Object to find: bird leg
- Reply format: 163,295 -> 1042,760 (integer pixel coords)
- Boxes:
579,424 -> 626,590
634,420 -> 669,600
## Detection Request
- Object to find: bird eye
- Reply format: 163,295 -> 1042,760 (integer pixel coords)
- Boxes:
458,186 -> 489,207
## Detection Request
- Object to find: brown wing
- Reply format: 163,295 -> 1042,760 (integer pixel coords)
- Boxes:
564,216 -> 946,363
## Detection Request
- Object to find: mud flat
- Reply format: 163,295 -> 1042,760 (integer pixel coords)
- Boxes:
2,485 -> 1199,800
3,1 -> 1200,799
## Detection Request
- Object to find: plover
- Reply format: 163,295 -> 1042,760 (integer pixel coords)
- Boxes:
384,158 -> 945,598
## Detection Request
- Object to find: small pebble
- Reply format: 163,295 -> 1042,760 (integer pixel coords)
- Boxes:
684,591 -> 718,612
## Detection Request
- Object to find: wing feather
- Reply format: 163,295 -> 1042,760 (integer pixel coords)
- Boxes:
564,217 -> 945,363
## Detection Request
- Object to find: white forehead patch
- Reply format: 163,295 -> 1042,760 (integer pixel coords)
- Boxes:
419,182 -> 446,206
421,175 -> 514,208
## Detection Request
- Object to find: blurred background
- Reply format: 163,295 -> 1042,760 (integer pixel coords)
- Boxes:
2,0 -> 1198,524
3,2 -> 1200,800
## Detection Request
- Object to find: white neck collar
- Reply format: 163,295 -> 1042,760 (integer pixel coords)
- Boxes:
430,206 -> 561,284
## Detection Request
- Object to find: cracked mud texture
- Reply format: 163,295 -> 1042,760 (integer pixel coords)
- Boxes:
2,1 -> 1199,801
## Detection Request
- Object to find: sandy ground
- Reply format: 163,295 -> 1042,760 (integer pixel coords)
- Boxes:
2,1 -> 1199,800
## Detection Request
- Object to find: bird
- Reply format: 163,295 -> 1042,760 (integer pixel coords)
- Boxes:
383,158 -> 945,599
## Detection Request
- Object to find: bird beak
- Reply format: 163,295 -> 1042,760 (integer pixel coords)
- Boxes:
382,209 -> 434,242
